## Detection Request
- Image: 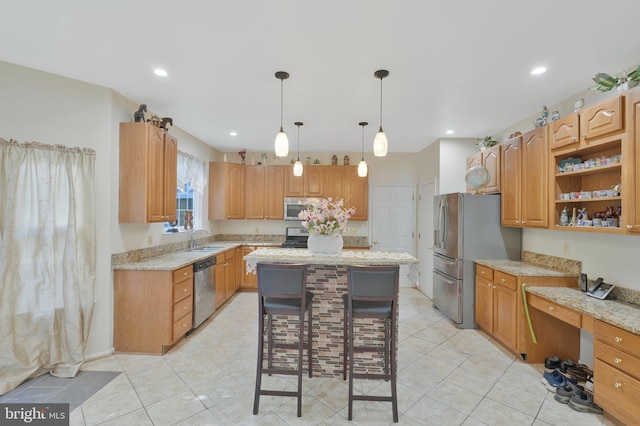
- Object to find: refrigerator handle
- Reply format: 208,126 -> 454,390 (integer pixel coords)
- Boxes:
441,199 -> 448,249
434,199 -> 442,248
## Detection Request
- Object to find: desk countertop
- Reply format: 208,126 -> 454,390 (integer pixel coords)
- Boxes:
526,286 -> 640,335
474,259 -> 578,278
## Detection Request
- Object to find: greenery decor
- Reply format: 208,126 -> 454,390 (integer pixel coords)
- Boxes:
591,65 -> 640,92
476,136 -> 498,151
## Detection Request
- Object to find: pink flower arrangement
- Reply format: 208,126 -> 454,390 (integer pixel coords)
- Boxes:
298,198 -> 355,236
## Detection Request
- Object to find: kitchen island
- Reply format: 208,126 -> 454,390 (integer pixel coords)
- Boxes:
244,248 -> 419,377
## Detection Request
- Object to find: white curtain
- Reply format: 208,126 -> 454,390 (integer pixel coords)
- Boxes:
0,139 -> 96,395
177,151 -> 206,227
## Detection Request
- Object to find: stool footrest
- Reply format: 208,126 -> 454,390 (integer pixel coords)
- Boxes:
352,373 -> 391,381
262,368 -> 300,376
260,390 -> 299,398
352,395 -> 394,402
352,344 -> 385,353
269,342 -> 309,350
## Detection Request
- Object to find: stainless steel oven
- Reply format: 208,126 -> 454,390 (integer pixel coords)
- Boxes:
284,197 -> 308,221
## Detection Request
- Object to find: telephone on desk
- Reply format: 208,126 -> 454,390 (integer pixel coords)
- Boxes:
584,276 -> 615,300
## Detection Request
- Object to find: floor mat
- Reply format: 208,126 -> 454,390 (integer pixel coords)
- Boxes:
0,371 -> 121,411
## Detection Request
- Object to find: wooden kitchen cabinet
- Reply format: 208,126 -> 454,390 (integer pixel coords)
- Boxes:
626,87 -> 640,234
324,166 -> 345,201
501,128 -> 548,228
474,263 -> 577,362
119,122 -> 178,223
245,165 -> 285,219
209,162 -> 245,219
344,166 -> 369,220
114,264 -> 193,354
284,165 -> 323,197
550,93 -> 629,233
594,319 -> 640,425
239,245 -> 258,290
549,112 -> 579,151
466,145 -> 500,194
214,248 -> 237,307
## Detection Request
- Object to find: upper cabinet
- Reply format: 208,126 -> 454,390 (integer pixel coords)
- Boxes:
550,113 -> 579,151
119,122 -> 177,223
209,162 -> 245,219
501,136 -> 522,226
465,144 -> 501,194
285,165 -> 323,197
245,165 -> 285,220
627,88 -> 640,234
580,96 -> 624,146
323,166 -> 345,201
344,166 -> 369,221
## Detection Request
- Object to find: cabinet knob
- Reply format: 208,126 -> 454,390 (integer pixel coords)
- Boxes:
571,136 -> 577,142
615,336 -> 622,343
183,272 -> 188,277
614,357 -> 622,364
583,134 -> 587,139
487,282 -> 492,287
183,306 -> 188,310
492,286 -> 497,289
182,323 -> 188,328
627,225 -> 633,230
548,306 -> 555,311
481,271 -> 485,275
183,288 -> 187,293
501,278 -> 506,283
614,382 -> 622,388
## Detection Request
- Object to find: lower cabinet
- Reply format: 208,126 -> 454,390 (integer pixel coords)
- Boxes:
239,246 -> 258,290
594,320 -> 640,425
474,263 -> 578,362
215,249 -> 237,308
114,265 -> 193,354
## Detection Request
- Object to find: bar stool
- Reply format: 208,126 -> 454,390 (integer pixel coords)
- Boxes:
343,265 -> 399,423
253,263 -> 313,418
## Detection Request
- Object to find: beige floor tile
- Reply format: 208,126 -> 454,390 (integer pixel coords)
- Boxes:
134,373 -> 190,406
403,394 -> 468,425
486,380 -> 545,417
80,388 -> 143,425
469,398 -> 535,425
535,394 -> 604,426
145,390 -> 206,426
445,365 -> 499,397
98,408 -> 153,425
428,380 -> 484,416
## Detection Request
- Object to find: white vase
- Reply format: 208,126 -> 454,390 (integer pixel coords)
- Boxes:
307,234 -> 343,255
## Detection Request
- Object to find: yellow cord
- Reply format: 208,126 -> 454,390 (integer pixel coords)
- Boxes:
522,283 -> 537,344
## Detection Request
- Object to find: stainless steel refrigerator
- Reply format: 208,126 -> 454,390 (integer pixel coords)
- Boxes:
433,193 -> 521,329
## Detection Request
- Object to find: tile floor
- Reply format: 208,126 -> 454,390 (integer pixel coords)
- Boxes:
7,288 -> 612,425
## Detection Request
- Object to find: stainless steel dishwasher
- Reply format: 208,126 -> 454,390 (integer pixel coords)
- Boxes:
193,255 -> 217,329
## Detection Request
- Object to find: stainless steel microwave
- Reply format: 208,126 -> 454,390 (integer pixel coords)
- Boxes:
284,197 -> 309,221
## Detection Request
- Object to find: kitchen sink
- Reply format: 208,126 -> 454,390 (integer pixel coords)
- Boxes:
192,246 -> 226,252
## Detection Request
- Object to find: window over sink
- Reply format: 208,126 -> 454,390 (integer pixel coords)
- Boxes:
166,151 -> 205,232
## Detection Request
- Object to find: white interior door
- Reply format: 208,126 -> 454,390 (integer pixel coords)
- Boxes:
418,180 -> 436,299
370,186 -> 415,287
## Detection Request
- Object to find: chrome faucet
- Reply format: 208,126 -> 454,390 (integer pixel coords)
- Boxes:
190,229 -> 209,249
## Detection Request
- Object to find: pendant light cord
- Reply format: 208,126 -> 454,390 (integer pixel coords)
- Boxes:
297,124 -> 300,160
361,124 -> 365,161
379,77 -> 384,132
280,78 -> 284,131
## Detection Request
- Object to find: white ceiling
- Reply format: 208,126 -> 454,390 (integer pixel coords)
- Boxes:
2,0 -> 640,155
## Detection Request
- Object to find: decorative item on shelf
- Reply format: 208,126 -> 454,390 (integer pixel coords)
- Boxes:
160,117 -> 173,132
574,98 -> 585,112
238,149 -> 247,164
147,115 -> 162,127
183,210 -> 193,230
612,183 -> 621,196
560,207 -> 569,226
577,208 -> 588,221
569,207 -> 577,226
534,106 -> 549,127
298,198 -> 355,255
550,111 -> 560,122
305,156 -> 311,165
260,153 -> 268,165
465,165 -> 490,194
331,155 -> 338,165
343,155 -> 349,166
313,158 -> 320,165
167,219 -> 179,233
274,71 -> 290,156
134,104 -> 147,122
591,64 -> 640,93
508,131 -> 522,140
476,136 -> 498,151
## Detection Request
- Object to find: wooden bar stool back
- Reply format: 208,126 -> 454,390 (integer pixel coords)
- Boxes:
253,263 -> 313,418
344,265 -> 399,422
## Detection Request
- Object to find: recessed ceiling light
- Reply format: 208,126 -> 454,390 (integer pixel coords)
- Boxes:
230,131 -> 238,136
446,130 -> 454,135
154,68 -> 168,77
531,66 -> 547,75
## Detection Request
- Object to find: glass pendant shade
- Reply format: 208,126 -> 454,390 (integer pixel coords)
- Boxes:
358,160 -> 368,177
373,128 -> 388,156
274,128 -> 289,157
293,160 -> 303,176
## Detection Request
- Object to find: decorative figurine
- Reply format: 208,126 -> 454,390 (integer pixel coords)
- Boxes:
541,106 -> 549,125
134,104 -> 147,122
574,98 -> 585,112
147,115 -> 162,127
305,156 -> 311,165
551,110 -> 560,122
560,207 -> 569,226
344,155 -> 350,165
577,208 -> 588,221
332,155 -> 338,165
569,207 -> 577,226
160,117 -> 173,131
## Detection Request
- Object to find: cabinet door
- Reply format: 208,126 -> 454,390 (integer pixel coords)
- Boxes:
147,125 -> 168,222
241,246 -> 258,289
475,275 -> 494,332
215,262 -> 226,308
501,137 -> 522,226
284,165 -> 305,197
324,166 -> 345,201
493,284 -> 517,351
482,145 -> 501,194
226,164 -> 245,219
580,96 -> 623,145
245,165 -> 265,219
521,127 -> 548,228
305,167 -> 324,197
344,166 -> 368,220
225,251 -> 236,299
627,88 -> 640,234
265,166 -> 285,219
550,113 -> 579,151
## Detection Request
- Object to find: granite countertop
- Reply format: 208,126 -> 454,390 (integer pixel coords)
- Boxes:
474,259 -> 578,277
525,286 -> 640,336
113,241 -> 276,271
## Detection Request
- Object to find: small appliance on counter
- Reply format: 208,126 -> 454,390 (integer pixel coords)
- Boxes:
281,227 -> 309,248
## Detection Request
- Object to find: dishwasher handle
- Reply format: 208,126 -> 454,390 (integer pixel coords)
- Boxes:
193,256 -> 216,272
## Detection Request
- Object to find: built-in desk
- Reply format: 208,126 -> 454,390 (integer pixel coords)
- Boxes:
525,286 -> 640,425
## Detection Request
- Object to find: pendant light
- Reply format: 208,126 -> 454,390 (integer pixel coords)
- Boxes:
373,69 -> 389,156
274,71 -> 290,156
293,122 -> 304,176
358,121 -> 368,177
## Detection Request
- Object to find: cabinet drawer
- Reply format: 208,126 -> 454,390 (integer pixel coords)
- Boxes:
579,96 -> 623,141
173,295 -> 193,321
173,311 -> 192,341
594,359 -> 640,425
225,249 -> 235,261
494,271 -> 516,291
527,293 -> 581,328
594,320 -> 640,356
595,339 -> 640,380
173,265 -> 192,282
173,278 -> 193,303
476,264 -> 494,281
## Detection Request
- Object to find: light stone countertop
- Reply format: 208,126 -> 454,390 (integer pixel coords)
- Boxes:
525,286 -> 640,336
474,259 -> 578,277
113,241 -> 276,271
